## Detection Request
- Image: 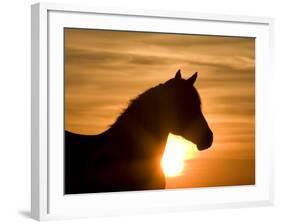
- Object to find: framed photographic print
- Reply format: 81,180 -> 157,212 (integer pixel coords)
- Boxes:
31,2 -> 274,221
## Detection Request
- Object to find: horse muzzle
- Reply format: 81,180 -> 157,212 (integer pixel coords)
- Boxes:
197,131 -> 213,151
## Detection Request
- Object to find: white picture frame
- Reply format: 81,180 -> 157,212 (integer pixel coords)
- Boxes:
31,2 -> 274,221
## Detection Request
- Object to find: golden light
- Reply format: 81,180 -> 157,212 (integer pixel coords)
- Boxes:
161,133 -> 198,177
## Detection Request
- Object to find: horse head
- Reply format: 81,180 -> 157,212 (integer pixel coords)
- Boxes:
160,70 -> 213,150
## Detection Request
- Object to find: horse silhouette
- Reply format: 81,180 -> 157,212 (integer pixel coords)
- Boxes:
65,70 -> 213,194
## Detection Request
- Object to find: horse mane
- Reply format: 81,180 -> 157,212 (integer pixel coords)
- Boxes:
110,76 -> 202,132
111,83 -> 165,129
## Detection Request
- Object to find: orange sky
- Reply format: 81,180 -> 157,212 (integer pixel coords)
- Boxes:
64,28 -> 255,189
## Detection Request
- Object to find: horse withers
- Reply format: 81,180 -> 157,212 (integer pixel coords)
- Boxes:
65,70 -> 213,194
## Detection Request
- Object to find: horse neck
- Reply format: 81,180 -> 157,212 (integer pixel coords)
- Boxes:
108,110 -> 169,159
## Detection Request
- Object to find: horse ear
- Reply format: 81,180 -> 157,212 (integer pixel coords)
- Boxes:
187,72 -> 198,85
174,69 -> 182,80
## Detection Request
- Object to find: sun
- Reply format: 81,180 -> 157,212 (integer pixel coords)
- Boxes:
161,133 -> 198,177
